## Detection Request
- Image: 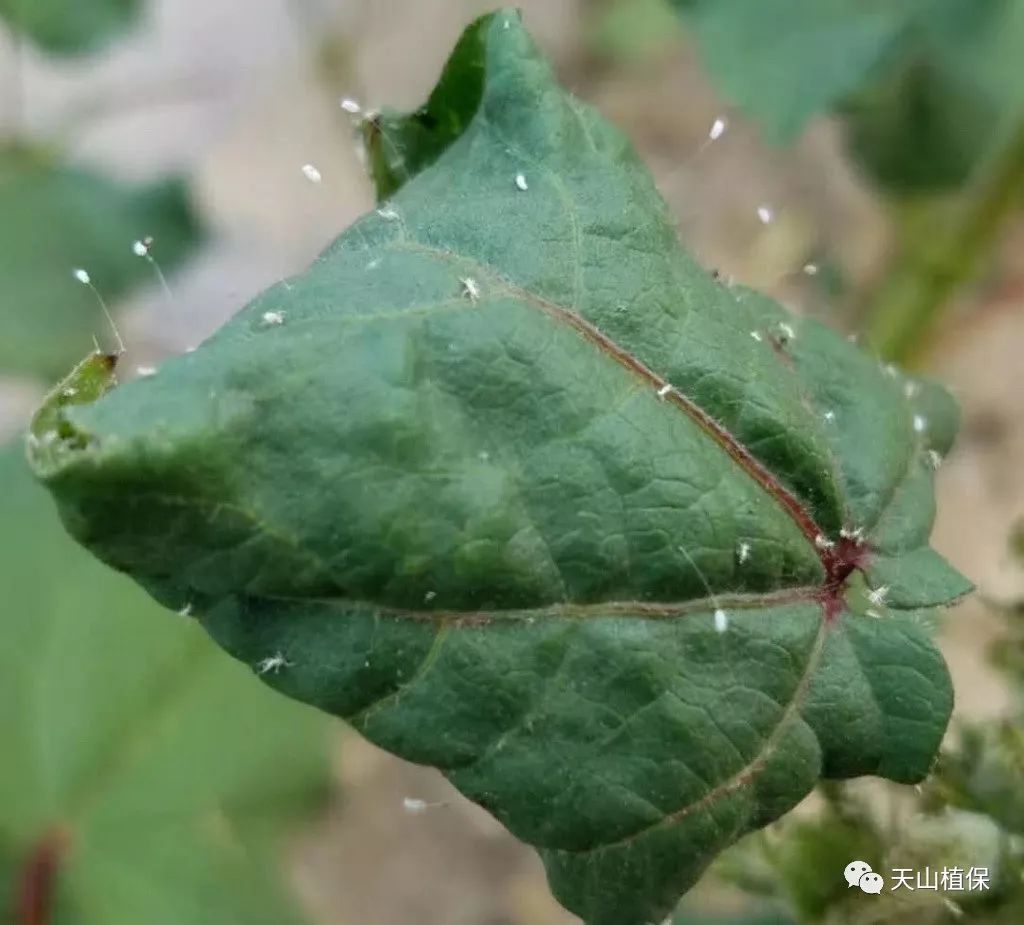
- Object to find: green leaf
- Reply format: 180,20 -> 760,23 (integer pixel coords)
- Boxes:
0,443 -> 330,924
28,11 -> 970,925
589,0 -> 685,69
361,14 -> 492,200
671,0 -> 911,143
670,910 -> 795,925
673,0 -> 1024,192
0,0 -> 142,56
0,146 -> 202,380
928,721 -> 1024,837
841,0 -> 1024,193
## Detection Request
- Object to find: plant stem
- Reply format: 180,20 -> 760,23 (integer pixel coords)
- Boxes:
15,830 -> 68,925
862,117 -> 1024,367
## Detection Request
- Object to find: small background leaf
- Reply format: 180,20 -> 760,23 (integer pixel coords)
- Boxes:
0,0 -> 142,56
841,0 -> 1024,193
0,147 -> 202,380
588,0 -> 684,69
673,0 -> 1024,193
671,0 -> 908,143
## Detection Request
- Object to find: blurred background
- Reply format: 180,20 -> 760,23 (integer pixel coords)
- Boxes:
2,1 -> 1023,923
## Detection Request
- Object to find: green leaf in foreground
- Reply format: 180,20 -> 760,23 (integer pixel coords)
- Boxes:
0,0 -> 142,56
0,147 -> 202,379
0,444 -> 330,925
28,11 -> 971,925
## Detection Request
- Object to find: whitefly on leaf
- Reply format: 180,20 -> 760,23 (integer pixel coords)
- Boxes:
27,10 -> 972,925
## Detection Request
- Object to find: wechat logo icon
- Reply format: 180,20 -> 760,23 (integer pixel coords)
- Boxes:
844,860 -> 884,894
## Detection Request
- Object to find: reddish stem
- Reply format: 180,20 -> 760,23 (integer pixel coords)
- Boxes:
15,830 -> 69,925
818,536 -> 870,622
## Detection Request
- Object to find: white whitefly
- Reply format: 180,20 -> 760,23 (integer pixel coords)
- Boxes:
257,652 -> 291,675
301,163 -> 323,184
136,366 -> 157,378
178,602 -> 194,617
750,331 -> 763,342
708,117 -> 727,141
340,97 -> 362,115
515,172 -> 529,191
261,310 -> 285,326
461,277 -> 481,301
757,205 -> 774,225
377,206 -> 400,220
814,534 -> 835,550
403,797 -> 429,814
738,542 -> 751,564
866,585 -> 889,606
913,414 -> 927,433
866,609 -> 883,620
777,321 -> 796,341
840,525 -> 864,541
657,383 -> 672,398
803,262 -> 819,276
132,239 -> 149,257
823,410 -> 836,422
926,449 -> 943,470
424,591 -> 437,603
714,608 -> 728,633
73,268 -> 91,285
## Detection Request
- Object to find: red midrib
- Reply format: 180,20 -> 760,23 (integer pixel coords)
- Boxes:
394,238 -> 864,608
502,285 -> 871,613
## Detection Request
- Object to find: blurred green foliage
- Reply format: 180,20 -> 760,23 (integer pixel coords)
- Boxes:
0,0 -> 142,56
679,785 -> 1022,924
671,0 -> 1024,195
927,723 -> 1024,837
671,911 -> 793,925
588,0 -> 683,68
673,0 -> 901,146
0,444 -> 333,924
0,146 -> 202,380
